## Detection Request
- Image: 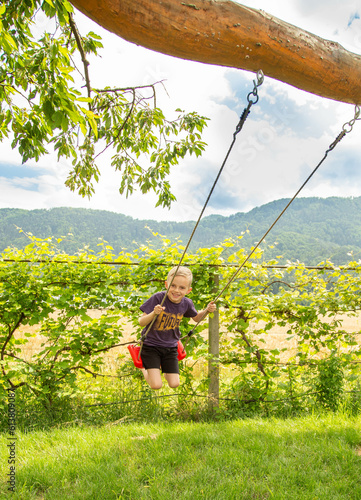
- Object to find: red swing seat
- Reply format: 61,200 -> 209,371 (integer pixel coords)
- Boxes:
127,344 -> 143,368
128,340 -> 186,368
177,340 -> 186,361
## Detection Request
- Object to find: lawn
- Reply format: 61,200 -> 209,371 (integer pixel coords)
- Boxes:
1,414 -> 360,499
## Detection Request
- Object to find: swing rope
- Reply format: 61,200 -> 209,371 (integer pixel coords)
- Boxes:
182,104 -> 361,340
137,70 -> 265,358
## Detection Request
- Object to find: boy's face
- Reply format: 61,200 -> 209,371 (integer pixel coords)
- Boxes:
165,275 -> 192,303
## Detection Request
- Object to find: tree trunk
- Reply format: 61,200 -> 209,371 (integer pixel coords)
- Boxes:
70,0 -> 361,105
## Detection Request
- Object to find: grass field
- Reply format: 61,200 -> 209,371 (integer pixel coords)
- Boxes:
3,311 -> 361,498
1,414 -> 361,499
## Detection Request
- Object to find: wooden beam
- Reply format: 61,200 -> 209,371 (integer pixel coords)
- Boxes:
70,0 -> 361,105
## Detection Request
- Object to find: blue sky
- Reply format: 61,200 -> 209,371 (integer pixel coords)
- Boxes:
0,0 -> 360,221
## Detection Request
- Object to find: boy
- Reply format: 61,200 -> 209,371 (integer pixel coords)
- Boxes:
139,266 -> 216,390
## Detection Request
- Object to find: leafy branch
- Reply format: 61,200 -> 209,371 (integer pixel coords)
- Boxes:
0,0 -> 209,207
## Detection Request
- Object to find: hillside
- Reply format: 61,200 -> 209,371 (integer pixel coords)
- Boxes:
1,197 -> 361,264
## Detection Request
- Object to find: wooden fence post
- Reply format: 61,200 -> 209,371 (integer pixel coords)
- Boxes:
208,273 -> 219,409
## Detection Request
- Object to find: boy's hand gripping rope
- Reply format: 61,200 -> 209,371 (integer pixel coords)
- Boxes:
183,104 -> 361,340
137,70 -> 264,360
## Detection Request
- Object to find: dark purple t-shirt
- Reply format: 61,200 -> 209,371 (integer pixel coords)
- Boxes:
140,291 -> 198,347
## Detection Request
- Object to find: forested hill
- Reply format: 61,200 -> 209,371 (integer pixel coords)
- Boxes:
1,196 -> 361,265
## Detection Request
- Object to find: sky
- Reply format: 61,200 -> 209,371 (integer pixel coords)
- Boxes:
0,0 -> 360,222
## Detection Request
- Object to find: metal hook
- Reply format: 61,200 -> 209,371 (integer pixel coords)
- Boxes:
355,105 -> 361,120
253,69 -> 264,88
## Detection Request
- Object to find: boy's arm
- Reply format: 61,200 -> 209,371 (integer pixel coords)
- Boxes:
139,304 -> 165,327
192,301 -> 216,323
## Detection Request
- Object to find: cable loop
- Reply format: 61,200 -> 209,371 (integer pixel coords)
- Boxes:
326,130 -> 346,153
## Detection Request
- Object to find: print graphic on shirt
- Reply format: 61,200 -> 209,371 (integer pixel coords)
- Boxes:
154,311 -> 183,331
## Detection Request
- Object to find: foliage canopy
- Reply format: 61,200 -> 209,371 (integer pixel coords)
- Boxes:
0,231 -> 360,419
0,0 -> 208,207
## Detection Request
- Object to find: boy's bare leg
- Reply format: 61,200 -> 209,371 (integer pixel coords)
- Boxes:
142,368 -> 163,390
164,373 -> 180,388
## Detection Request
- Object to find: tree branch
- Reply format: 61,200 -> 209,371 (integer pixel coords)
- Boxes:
68,12 -> 92,104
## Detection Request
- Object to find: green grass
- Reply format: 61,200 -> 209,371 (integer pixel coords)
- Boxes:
1,414 -> 361,499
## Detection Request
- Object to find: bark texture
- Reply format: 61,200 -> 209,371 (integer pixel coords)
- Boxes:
70,0 -> 361,104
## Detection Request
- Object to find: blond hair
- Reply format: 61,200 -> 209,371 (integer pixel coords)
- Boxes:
167,266 -> 193,286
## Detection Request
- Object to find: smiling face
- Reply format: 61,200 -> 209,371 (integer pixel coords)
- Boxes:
165,274 -> 192,303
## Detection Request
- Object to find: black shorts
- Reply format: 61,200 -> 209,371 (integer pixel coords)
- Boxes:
141,345 -> 179,374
